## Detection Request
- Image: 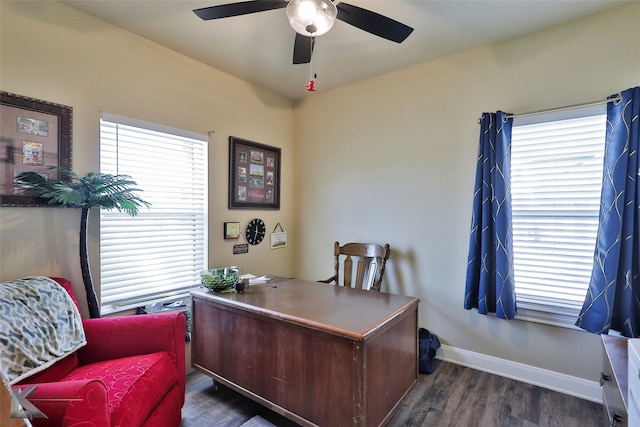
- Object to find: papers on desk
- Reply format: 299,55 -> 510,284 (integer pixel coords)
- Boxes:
240,274 -> 269,286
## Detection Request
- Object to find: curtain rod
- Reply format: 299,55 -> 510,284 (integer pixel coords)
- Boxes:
477,94 -> 622,123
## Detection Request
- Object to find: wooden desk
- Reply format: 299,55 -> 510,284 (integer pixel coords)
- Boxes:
191,279 -> 419,427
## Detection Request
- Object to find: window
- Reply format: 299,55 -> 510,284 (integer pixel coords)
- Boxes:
99,113 -> 208,314
511,106 -> 606,326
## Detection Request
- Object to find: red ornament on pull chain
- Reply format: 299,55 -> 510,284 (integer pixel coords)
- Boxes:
306,75 -> 316,92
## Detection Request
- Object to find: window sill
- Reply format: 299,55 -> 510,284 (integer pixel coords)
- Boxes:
513,302 -> 584,331
101,290 -> 197,316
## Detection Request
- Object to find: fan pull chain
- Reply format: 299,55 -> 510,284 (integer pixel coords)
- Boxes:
306,37 -> 316,92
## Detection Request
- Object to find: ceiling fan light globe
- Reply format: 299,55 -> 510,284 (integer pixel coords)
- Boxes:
286,0 -> 337,37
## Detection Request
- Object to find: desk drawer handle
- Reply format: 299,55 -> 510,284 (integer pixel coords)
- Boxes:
609,409 -> 622,426
601,371 -> 611,385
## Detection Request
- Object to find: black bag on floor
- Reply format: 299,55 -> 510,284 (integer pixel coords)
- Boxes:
418,328 -> 441,374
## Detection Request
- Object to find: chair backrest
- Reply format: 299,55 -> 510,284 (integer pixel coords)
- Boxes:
330,241 -> 391,291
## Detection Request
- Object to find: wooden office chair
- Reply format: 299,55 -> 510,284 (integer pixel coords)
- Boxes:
320,242 -> 391,291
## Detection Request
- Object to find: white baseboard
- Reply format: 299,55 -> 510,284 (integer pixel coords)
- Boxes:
436,344 -> 602,403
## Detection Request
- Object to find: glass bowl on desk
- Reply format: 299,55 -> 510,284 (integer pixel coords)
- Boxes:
200,268 -> 238,292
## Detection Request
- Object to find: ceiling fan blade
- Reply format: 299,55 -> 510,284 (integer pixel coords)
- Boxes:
193,1 -> 286,20
336,3 -> 413,43
293,34 -> 315,64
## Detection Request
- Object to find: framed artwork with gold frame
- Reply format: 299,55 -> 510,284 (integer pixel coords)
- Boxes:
0,92 -> 72,207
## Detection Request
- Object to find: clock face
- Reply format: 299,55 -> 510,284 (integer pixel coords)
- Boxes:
246,218 -> 266,245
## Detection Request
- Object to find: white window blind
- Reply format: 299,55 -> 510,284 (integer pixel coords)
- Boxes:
99,113 -> 208,313
511,106 -> 606,326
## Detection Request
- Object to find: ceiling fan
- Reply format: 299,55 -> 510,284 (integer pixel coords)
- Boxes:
193,0 -> 414,64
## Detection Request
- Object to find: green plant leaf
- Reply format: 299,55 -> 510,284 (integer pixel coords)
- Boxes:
13,167 -> 151,215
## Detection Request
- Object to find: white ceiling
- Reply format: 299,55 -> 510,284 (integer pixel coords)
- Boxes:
61,0 -> 632,101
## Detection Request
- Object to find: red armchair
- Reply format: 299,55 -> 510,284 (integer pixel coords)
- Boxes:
12,277 -> 186,427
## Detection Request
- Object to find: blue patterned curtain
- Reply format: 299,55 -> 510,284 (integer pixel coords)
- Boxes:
576,87 -> 640,336
464,111 -> 516,319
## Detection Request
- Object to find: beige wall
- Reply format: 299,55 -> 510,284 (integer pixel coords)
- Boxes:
0,1 -> 295,318
2,0 -> 639,386
292,2 -> 640,382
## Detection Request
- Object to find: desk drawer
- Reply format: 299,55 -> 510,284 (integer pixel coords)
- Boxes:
628,340 -> 640,427
603,356 -> 627,426
602,336 -> 627,427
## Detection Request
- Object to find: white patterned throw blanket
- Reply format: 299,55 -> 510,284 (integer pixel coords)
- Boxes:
0,276 -> 86,385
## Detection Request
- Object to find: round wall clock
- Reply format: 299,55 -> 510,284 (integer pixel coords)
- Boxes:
246,218 -> 266,245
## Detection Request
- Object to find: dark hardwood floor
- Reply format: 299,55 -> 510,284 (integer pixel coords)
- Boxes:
180,360 -> 604,427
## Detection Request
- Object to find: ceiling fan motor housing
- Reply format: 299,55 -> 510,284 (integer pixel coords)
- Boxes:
286,0 -> 338,36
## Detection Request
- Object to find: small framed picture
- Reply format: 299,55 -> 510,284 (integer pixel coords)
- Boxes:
22,141 -> 44,165
224,222 -> 240,240
270,231 -> 287,249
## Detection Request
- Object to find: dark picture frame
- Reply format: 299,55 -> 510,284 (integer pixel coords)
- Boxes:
229,136 -> 280,210
0,92 -> 72,207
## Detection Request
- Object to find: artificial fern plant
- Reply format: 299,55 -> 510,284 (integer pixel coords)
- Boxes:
14,167 -> 150,318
